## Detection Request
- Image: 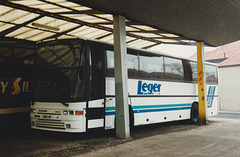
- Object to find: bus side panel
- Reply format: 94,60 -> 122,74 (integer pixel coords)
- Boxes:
190,84 -> 218,117
105,97 -> 115,130
206,84 -> 218,117
130,80 -> 194,126
105,77 -> 199,127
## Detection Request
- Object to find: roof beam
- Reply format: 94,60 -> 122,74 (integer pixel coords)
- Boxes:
92,21 -> 138,25
96,32 -> 112,40
150,37 -> 184,40
0,15 -> 44,37
0,1 -> 193,45
44,25 -> 84,40
126,38 -> 138,44
55,10 -> 104,15
39,0 -> 104,14
0,1 -> 165,44
40,0 -> 113,24
0,37 -> 36,47
0,2 -> 112,32
142,43 -> 160,49
0,20 -> 55,34
127,30 -> 165,33
0,20 -> 76,40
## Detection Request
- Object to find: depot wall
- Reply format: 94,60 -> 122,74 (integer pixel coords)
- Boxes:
219,66 -> 240,112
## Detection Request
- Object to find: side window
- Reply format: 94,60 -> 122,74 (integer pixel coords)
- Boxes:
190,61 -> 198,82
139,54 -> 164,79
183,60 -> 191,81
89,45 -> 104,100
106,50 -> 139,78
106,50 -> 114,77
127,53 -> 138,78
205,64 -> 218,83
164,57 -> 184,81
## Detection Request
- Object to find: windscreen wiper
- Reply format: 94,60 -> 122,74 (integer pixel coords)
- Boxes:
62,102 -> 69,107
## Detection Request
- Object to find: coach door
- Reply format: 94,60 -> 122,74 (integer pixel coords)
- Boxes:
86,42 -> 105,130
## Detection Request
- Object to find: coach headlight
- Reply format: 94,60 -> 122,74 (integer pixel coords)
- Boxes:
31,109 -> 36,113
63,110 -> 68,115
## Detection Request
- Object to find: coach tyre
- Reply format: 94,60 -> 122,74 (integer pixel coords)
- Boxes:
191,103 -> 199,124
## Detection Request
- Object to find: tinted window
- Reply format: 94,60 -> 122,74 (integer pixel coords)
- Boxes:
139,55 -> 164,79
90,46 -> 105,99
183,60 -> 191,81
127,53 -> 139,78
164,57 -> 184,80
206,64 -> 218,83
34,40 -> 87,102
190,61 -> 198,81
37,40 -> 82,68
106,50 -> 114,77
106,50 -> 139,78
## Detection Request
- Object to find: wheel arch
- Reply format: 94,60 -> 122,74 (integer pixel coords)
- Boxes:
190,102 -> 199,124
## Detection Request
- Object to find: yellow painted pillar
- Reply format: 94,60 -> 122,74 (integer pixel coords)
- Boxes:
197,42 -> 207,124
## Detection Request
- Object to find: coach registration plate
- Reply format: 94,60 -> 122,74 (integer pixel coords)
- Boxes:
43,115 -> 51,119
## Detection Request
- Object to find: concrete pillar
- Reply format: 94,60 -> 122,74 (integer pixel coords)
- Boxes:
113,15 -> 130,139
197,42 -> 207,124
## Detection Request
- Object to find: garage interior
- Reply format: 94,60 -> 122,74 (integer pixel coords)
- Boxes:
1,0 -> 240,156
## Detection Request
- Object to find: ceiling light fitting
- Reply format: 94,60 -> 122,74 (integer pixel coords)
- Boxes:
32,22 -> 60,31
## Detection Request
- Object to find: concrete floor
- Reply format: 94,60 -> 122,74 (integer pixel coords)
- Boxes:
75,113 -> 240,157
1,113 -> 240,157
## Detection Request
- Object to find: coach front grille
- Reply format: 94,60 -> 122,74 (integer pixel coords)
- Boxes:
35,119 -> 65,129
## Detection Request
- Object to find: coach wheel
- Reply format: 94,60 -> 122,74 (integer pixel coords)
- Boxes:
190,103 -> 199,124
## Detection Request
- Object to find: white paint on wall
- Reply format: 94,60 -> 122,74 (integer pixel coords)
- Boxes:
219,66 -> 240,112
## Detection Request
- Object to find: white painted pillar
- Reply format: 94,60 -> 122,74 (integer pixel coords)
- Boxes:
113,15 -> 130,139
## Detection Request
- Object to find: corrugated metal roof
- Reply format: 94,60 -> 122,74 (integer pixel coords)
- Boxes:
0,0 -> 193,50
74,0 -> 240,47
1,1 -> 240,48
